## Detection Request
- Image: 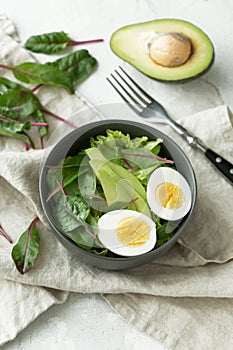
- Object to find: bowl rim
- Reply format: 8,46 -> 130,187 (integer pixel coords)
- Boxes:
39,119 -> 197,261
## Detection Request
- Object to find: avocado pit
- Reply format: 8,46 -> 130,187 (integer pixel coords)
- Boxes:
148,32 -> 192,67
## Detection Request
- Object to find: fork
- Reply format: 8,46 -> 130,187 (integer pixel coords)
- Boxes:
107,66 -> 233,184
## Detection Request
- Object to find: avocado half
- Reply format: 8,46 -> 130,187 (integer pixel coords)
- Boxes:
110,19 -> 215,82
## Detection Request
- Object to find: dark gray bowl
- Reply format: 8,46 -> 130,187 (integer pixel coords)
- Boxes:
39,119 -> 197,270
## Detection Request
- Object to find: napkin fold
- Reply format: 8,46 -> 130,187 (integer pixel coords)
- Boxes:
0,14 -> 233,350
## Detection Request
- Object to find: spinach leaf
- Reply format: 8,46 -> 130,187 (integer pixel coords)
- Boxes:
54,195 -> 90,232
53,50 -> 97,84
13,62 -> 74,93
11,217 -> 40,274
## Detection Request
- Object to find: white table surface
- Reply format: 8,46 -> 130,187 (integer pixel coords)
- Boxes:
1,1 -> 232,349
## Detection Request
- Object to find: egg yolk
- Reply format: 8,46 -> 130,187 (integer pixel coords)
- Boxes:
155,182 -> 184,209
116,216 -> 150,247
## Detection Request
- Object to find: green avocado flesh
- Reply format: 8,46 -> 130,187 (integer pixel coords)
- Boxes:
110,19 -> 214,82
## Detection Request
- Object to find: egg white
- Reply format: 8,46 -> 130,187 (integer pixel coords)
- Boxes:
147,167 -> 192,221
98,209 -> 157,257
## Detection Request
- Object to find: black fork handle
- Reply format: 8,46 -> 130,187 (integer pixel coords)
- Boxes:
205,149 -> 233,184
167,120 -> 233,184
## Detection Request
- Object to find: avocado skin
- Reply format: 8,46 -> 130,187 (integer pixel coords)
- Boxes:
110,18 -> 215,83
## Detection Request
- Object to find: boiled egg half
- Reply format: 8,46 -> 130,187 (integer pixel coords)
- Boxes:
147,167 -> 192,221
98,210 -> 157,256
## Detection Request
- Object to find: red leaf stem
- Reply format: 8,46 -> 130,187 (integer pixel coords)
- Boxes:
41,108 -> 77,129
68,38 -> 104,46
121,157 -> 136,172
0,226 -> 13,244
56,180 -> 67,196
124,153 -> 174,164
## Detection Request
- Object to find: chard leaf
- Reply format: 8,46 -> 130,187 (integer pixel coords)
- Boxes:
13,62 -> 74,93
54,197 -> 82,232
0,128 -> 32,145
0,89 -> 41,120
78,169 -> 96,198
0,118 -> 31,133
0,76 -> 28,94
121,148 -> 160,169
53,50 -> 97,84
25,31 -> 71,54
0,118 -> 33,146
11,217 -> 40,274
66,226 -> 95,251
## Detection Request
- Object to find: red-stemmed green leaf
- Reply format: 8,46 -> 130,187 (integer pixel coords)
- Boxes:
25,31 -> 103,54
0,76 -> 28,94
0,116 -> 34,147
25,31 -> 71,54
0,62 -> 74,93
0,89 -> 41,120
11,217 -> 40,274
53,50 -> 97,84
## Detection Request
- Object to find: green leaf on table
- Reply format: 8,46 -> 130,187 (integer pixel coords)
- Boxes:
11,217 -> 40,274
0,76 -> 28,95
0,117 -> 33,146
13,62 -> 74,93
25,31 -> 103,55
0,118 -> 31,133
53,50 -> 97,84
25,31 -> 71,54
0,89 -> 41,120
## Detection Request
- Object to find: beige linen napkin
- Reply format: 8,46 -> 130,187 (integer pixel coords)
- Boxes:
1,14 -> 233,349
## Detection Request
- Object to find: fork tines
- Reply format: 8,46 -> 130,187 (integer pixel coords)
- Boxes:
107,66 -> 152,113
